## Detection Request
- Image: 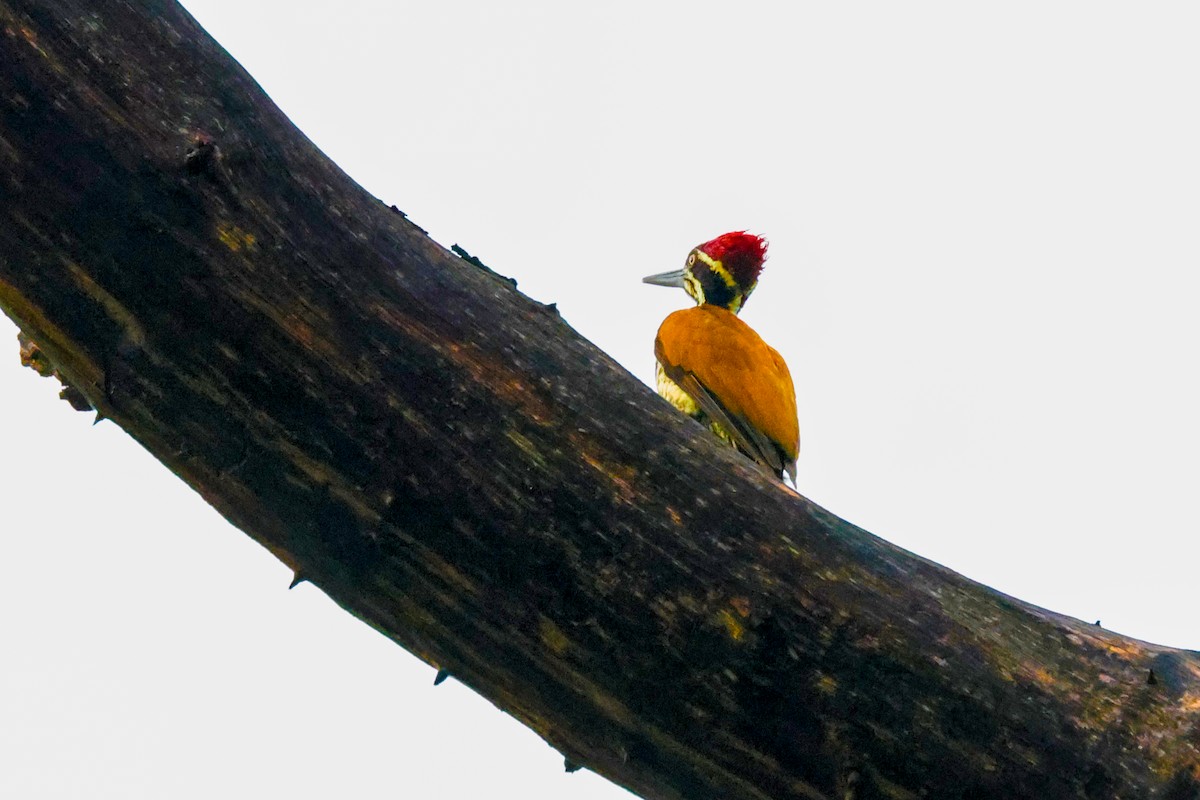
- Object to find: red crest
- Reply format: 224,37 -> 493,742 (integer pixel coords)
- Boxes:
696,231 -> 768,287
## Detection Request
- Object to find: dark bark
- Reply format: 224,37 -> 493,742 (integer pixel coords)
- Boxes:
2,3 -> 1199,798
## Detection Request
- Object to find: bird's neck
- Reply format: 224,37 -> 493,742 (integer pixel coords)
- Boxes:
698,296 -> 743,314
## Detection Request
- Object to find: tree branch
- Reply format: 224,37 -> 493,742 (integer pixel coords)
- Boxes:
3,2 -> 1199,798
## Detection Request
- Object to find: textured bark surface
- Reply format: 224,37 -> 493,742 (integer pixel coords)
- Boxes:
3,3 -> 1200,798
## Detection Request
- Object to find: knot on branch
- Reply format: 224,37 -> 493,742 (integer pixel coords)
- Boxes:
17,331 -> 92,412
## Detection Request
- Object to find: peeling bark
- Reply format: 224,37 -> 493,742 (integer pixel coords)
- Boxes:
2,3 -> 1200,798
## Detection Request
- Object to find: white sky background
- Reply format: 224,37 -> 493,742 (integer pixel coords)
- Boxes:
3,2 -> 1200,797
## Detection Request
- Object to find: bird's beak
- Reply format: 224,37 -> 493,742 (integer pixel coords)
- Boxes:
642,269 -> 687,288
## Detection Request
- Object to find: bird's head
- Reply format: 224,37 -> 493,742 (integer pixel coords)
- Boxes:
643,231 -> 768,313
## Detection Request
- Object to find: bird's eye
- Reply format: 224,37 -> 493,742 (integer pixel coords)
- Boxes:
686,253 -> 697,267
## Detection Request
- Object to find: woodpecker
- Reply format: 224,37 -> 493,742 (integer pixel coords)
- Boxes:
644,232 -> 799,482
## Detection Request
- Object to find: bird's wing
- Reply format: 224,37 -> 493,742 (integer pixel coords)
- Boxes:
766,344 -> 799,484
654,306 -> 798,479
678,369 -> 786,478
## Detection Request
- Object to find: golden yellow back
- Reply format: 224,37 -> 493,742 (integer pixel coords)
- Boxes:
654,305 -> 798,477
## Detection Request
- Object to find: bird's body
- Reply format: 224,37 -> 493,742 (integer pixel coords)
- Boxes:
644,232 -> 799,482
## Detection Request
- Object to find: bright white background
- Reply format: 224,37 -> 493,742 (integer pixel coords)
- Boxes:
3,2 -> 1199,798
